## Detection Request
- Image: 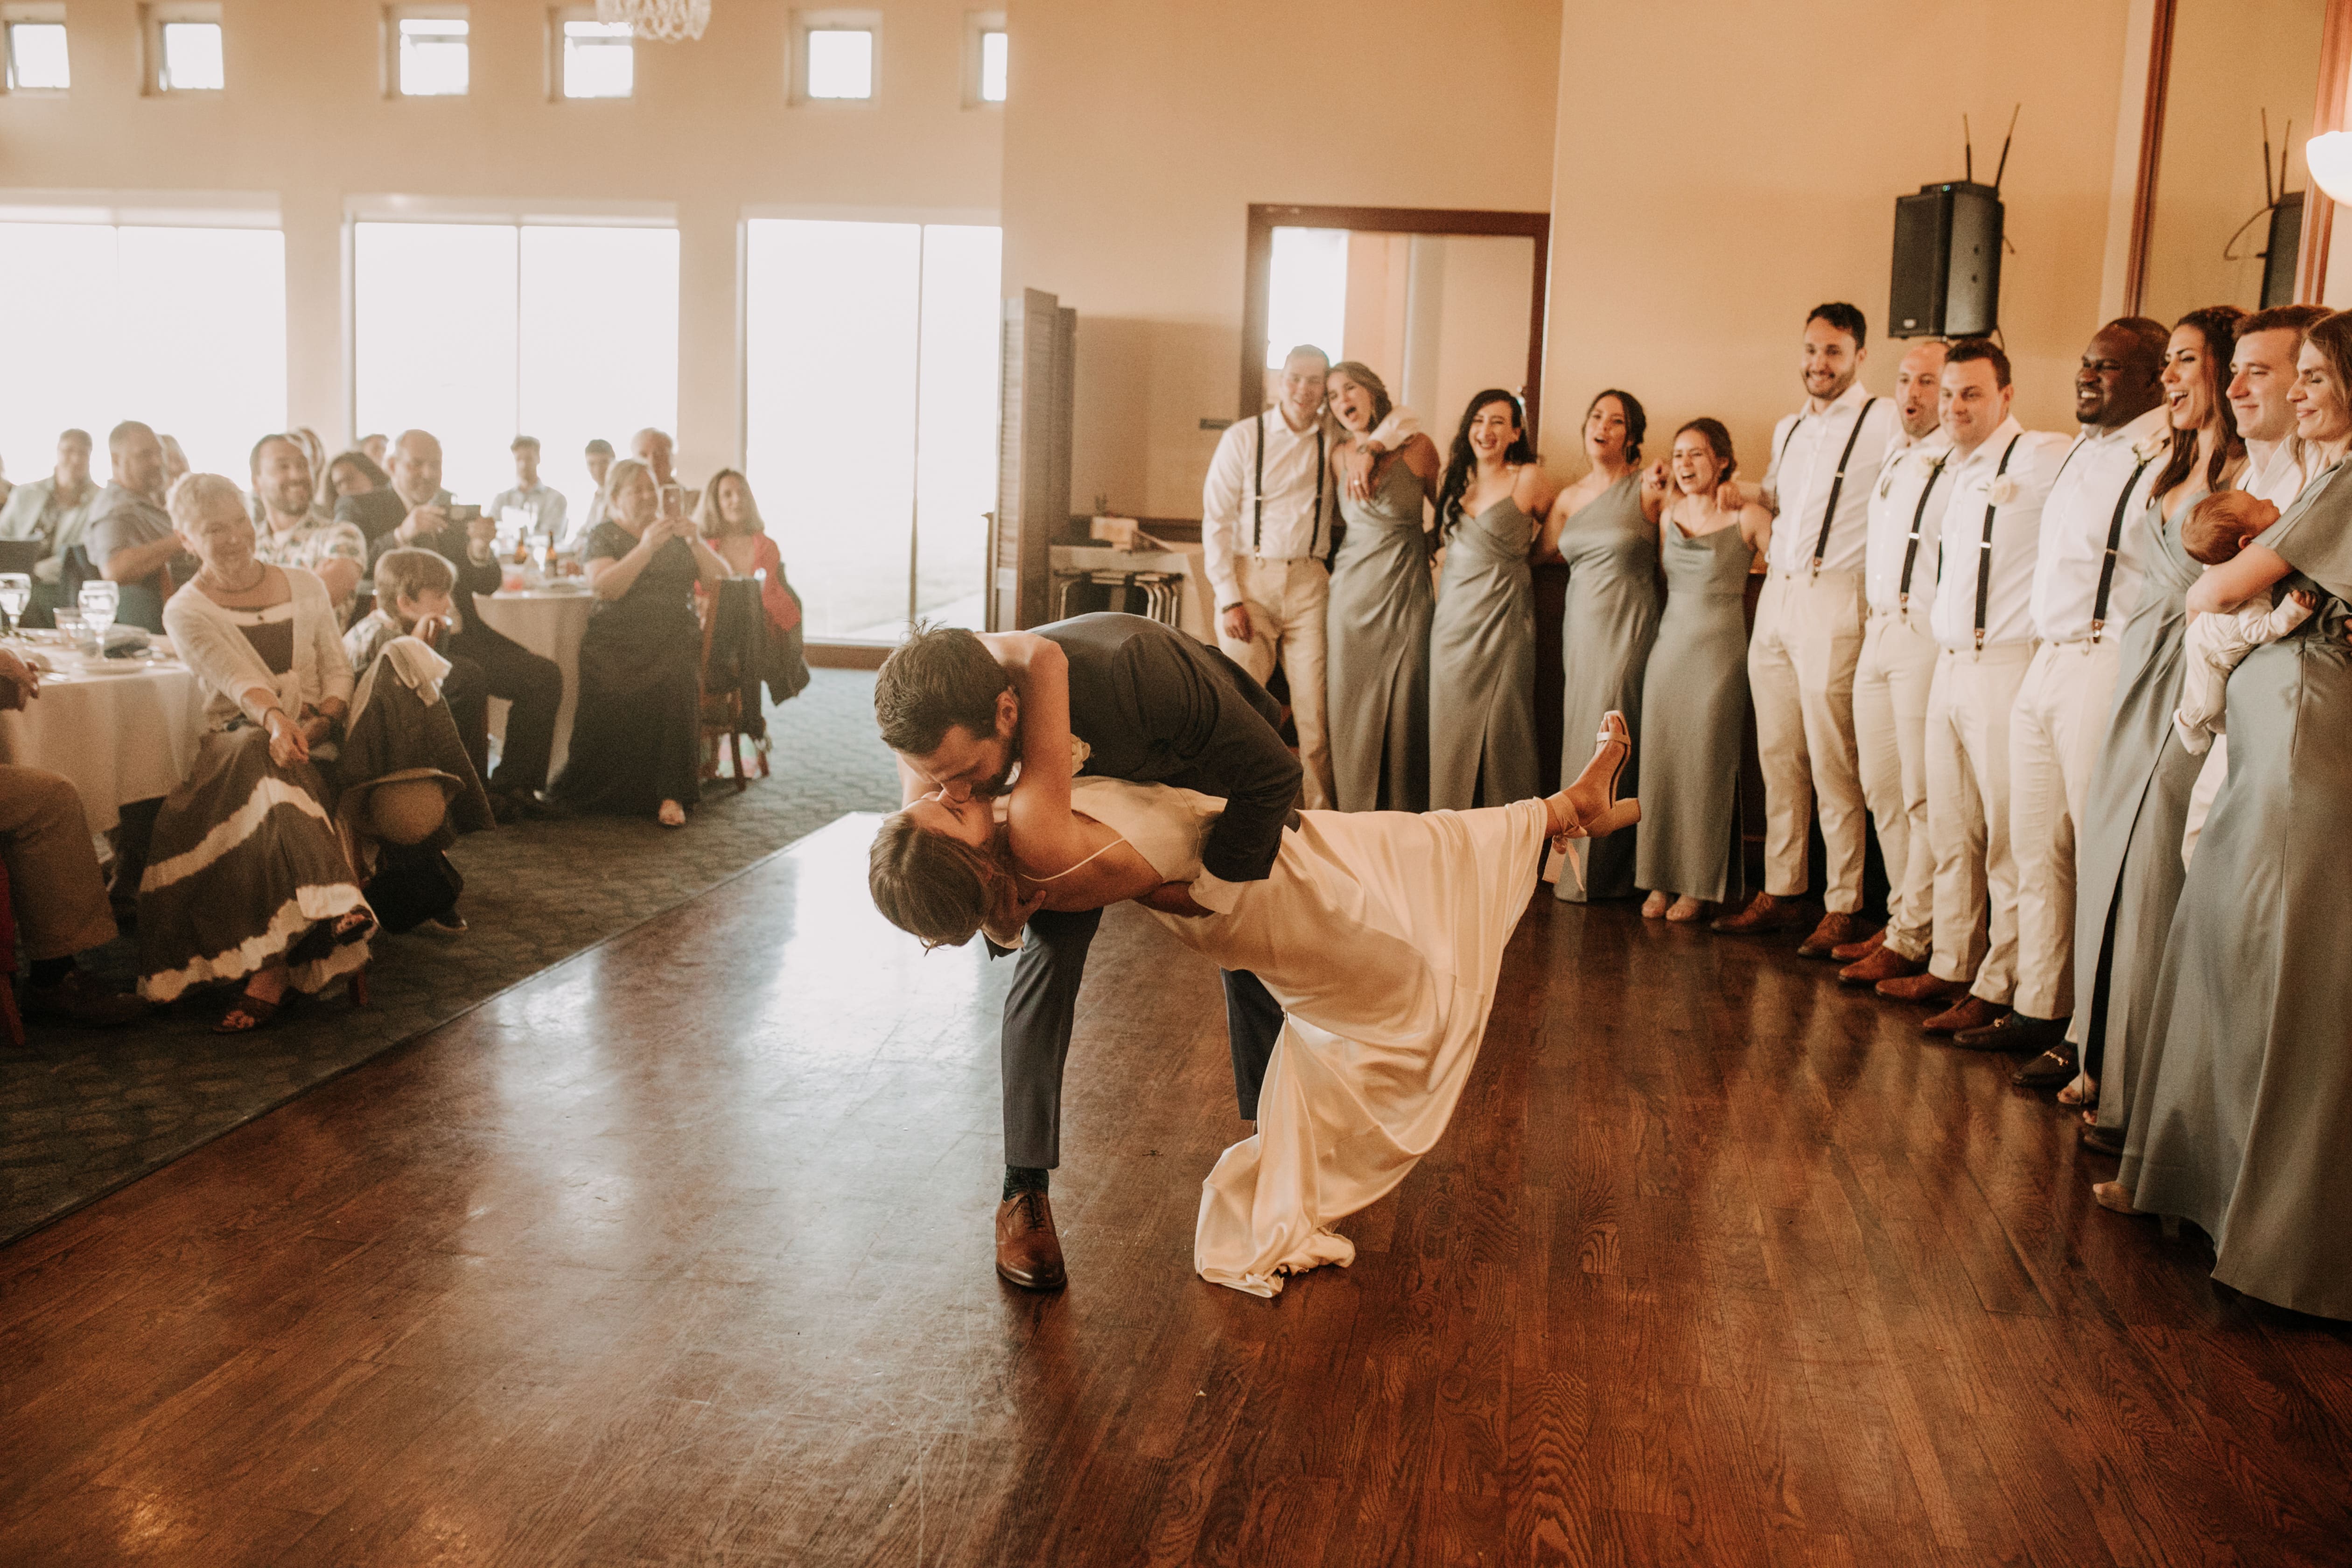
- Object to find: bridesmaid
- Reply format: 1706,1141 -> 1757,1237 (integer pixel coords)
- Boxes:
2070,306 -> 2246,1135
1636,420 -> 1770,922
2100,309 -> 2352,1322
1428,390 -> 1555,809
1541,389 -> 1666,902
1324,362 -> 1440,811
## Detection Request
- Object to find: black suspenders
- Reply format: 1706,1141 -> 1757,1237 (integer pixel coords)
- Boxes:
1808,397 -> 1879,577
2089,454 -> 2154,644
1251,411 -> 1327,561
1896,453 -> 1949,612
1973,434 -> 2022,651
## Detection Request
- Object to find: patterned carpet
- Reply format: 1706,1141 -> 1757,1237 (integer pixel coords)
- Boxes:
0,670 -> 900,1245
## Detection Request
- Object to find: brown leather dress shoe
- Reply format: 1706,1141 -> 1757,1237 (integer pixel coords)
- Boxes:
1710,891 -> 1802,936
1924,995 -> 2005,1036
1830,927 -> 1887,964
1798,912 -> 1866,959
995,1190 -> 1067,1290
1874,972 -> 1967,1004
1841,945 -> 1924,986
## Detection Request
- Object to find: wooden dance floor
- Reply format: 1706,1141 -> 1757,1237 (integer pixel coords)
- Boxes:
3,816 -> 2348,1566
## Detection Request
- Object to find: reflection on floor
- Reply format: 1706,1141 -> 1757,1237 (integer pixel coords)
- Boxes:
3,814 -> 2348,1565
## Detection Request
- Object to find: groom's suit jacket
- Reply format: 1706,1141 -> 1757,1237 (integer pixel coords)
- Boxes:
1037,612 -> 1301,905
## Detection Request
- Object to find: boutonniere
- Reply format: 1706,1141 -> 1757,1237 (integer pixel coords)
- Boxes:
1070,735 -> 1092,776
2131,429 -> 2170,464
1988,474 -> 2020,506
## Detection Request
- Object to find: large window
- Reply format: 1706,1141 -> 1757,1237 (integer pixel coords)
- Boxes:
2,6 -> 70,92
793,10 -> 876,102
145,3 -> 223,93
0,220 -> 286,484
354,221 -> 678,511
744,219 -> 1000,639
557,12 -> 632,99
390,6 -> 469,96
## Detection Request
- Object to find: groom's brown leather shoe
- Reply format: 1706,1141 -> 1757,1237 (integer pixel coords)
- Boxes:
1841,945 -> 1921,986
1710,891 -> 1802,936
995,1191 -> 1067,1291
1830,927 -> 1887,964
1798,912 -> 1866,959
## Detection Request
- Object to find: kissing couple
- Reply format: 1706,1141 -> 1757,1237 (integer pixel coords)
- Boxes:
871,612 -> 1633,1297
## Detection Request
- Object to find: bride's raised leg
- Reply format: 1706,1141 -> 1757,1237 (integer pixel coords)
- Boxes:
1546,711 -> 1638,847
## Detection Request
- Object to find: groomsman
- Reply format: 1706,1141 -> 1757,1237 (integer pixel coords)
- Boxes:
1714,304 -> 1902,954
1964,319 -> 2169,1068
1875,340 -> 2068,1034
1834,337 -> 1954,985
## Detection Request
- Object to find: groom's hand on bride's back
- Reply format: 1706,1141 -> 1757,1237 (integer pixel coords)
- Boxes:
1138,882 -> 1214,918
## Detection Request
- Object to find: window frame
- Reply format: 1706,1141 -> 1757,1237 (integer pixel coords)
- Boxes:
142,2 -> 223,97
0,4 -> 70,95
790,8 -> 879,106
549,4 -> 633,102
962,10 -> 1004,110
384,2 -> 471,99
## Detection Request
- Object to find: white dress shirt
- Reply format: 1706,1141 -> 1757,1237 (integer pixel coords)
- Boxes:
2241,440 -> 2310,509
492,481 -> 568,539
1863,431 -> 1956,613
1762,382 -> 1902,576
1930,418 -> 2071,652
2028,406 -> 2170,644
1202,406 -> 1420,609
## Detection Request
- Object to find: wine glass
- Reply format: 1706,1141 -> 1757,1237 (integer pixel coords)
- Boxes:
0,573 -> 29,634
78,580 -> 120,647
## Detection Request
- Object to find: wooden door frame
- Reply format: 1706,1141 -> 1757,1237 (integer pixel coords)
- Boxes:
1240,204 -> 1551,437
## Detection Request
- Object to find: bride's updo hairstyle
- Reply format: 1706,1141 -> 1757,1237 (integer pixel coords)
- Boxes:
869,812 -> 994,948
875,623 -> 1013,756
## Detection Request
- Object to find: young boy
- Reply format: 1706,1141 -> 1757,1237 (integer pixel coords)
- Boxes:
345,546 -> 458,680
2174,493 -> 2317,758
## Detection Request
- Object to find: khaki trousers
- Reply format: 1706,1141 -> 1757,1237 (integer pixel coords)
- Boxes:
1218,555 -> 1335,810
1746,568 -> 1869,911
2007,638 -> 2121,1020
0,763 -> 118,960
1924,643 -> 2032,1002
1852,608 -> 1940,959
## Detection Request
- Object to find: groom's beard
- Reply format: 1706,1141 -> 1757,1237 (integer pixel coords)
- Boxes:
971,758 -> 1020,798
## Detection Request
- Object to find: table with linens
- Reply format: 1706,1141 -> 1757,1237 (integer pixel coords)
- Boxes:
0,639 -> 210,832
471,584 -> 596,777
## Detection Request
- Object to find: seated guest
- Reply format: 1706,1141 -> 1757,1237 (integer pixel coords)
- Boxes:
0,650 -> 146,1026
2171,496 -> 2314,756
0,428 -> 100,612
249,434 -> 366,623
693,467 -> 811,704
361,433 -> 390,468
632,427 -> 698,515
1637,419 -> 1769,921
347,548 -> 511,820
491,434 -> 567,541
86,420 -> 195,633
553,458 -> 728,826
574,437 -> 616,544
144,474 -> 375,1032
355,432 -> 562,819
323,448 -> 392,518
160,434 -> 189,488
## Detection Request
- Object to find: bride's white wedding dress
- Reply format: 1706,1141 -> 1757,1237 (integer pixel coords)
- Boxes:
1066,777 -> 1552,1297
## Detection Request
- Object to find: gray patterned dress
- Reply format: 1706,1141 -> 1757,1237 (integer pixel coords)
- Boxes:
1552,476 -> 1660,902
1326,455 -> 1433,812
1428,497 -> 1538,810
1634,519 -> 1751,903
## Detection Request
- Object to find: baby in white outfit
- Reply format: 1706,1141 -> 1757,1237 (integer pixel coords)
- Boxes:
2172,495 -> 2316,756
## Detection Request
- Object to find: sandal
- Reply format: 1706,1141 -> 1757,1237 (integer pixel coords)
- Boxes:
1552,712 -> 1639,852
215,984 -> 283,1034
2057,1074 -> 2097,1109
333,910 -> 376,947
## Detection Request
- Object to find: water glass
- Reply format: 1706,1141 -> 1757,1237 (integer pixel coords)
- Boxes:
0,572 -> 28,632
78,580 -> 120,643
54,608 -> 88,652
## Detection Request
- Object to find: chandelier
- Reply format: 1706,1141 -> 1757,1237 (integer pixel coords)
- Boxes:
596,0 -> 710,42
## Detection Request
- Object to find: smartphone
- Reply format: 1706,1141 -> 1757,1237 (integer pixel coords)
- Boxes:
659,483 -> 685,518
445,503 -> 482,524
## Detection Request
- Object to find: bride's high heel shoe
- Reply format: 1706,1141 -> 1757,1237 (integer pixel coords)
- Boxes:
1550,711 -> 1640,851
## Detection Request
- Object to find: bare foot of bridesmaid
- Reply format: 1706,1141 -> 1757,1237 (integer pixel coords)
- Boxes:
2092,1181 -> 2144,1215
1642,891 -> 1670,919
1665,895 -> 1708,923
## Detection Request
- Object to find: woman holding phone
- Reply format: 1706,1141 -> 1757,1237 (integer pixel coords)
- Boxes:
551,457 -> 729,826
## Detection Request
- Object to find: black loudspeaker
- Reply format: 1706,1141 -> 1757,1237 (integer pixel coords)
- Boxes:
1889,181 -> 2004,338
2262,191 -> 2305,308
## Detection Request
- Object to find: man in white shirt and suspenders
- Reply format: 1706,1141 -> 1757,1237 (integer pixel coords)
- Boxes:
1201,344 -> 1416,811
1876,339 -> 2071,1036
1715,303 -> 1900,956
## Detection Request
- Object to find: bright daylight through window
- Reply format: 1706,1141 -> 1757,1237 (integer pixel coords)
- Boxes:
396,14 -> 469,96
561,18 -> 632,98
978,28 -> 1005,102
805,28 -> 871,98
4,19 -> 69,90
1265,225 -> 1348,368
156,20 -> 223,91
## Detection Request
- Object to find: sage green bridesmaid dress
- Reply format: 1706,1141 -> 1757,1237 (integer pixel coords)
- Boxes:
1634,519 -> 1750,903
1551,476 -> 1659,902
1326,455 -> 1432,812
1428,497 -> 1538,811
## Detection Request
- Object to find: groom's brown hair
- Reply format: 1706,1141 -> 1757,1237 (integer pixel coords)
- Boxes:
875,623 -> 1013,755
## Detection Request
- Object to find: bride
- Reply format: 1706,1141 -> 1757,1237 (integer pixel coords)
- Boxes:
867,632 -> 1635,1296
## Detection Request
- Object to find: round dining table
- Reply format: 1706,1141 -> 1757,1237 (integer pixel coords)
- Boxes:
0,643 -> 209,832
472,586 -> 596,776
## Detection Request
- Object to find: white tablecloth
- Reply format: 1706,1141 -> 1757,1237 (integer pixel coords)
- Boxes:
0,655 -> 209,831
472,588 -> 595,776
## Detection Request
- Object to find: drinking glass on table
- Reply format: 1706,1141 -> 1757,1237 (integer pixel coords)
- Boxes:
0,573 -> 28,633
78,580 -> 120,644
54,608 -> 87,652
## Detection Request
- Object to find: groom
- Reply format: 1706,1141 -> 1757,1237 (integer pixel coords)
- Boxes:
875,613 -> 1303,1291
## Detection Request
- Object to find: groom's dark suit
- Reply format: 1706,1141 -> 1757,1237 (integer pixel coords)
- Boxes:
1001,613 -> 1302,1168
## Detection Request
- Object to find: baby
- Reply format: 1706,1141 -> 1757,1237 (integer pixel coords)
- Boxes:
2173,493 -> 2316,756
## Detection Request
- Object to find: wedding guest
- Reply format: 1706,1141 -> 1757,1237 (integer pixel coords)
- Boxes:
1962,319 -> 2171,1068
324,449 -> 392,514
1428,390 -> 1552,810
85,421 -> 194,632
2070,308 -> 2248,1148
0,651 -> 146,1026
630,427 -> 697,516
1636,419 -> 1767,921
2098,310 -> 2352,1322
1543,389 -> 1664,902
491,435 -> 567,540
344,547 -> 456,683
1873,339 -> 2069,1036
144,474 -> 374,1031
1715,304 -> 1902,952
693,467 -> 812,704
361,433 -> 390,468
1323,361 -> 1439,812
552,458 -> 728,826
248,434 -> 366,622
291,427 -> 329,486
575,437 -> 616,542
1837,340 -> 1954,981
159,434 -> 189,488
0,428 -> 99,610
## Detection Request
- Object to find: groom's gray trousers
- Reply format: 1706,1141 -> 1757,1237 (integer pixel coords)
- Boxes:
1002,907 -> 1283,1169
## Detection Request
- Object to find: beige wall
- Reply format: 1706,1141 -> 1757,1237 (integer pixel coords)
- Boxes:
998,0 -> 1562,519
0,0 -> 1001,483
1541,0 -> 2141,478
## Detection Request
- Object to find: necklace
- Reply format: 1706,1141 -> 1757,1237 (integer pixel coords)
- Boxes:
201,559 -> 266,594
